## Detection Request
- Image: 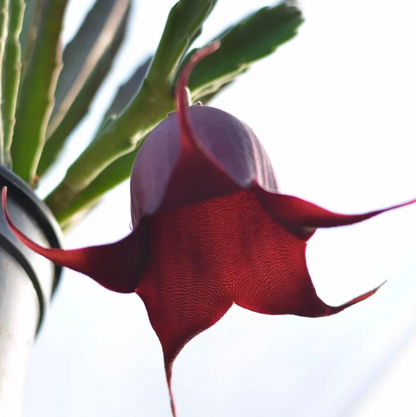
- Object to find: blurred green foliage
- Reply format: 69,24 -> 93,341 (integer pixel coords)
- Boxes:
0,0 -> 303,229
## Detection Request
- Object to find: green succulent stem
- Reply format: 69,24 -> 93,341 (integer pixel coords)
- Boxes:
37,4 -> 130,178
47,0 -> 131,138
11,0 -> 69,185
45,81 -> 173,220
0,0 -> 10,165
46,0 -> 303,228
146,0 -> 217,86
19,0 -> 45,78
2,0 -> 25,165
46,0 -> 217,223
48,145 -> 140,228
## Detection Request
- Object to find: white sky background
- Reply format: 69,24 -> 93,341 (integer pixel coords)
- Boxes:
22,0 -> 416,416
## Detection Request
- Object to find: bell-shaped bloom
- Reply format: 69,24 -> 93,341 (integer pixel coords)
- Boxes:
3,43 -> 415,416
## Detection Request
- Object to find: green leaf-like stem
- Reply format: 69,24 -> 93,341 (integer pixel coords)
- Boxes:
46,0 -> 304,226
37,4 -> 131,177
46,144 -> 141,227
146,0 -> 217,87
185,1 -> 304,100
47,0 -> 131,137
100,56 -> 152,126
11,0 -> 69,184
2,0 -> 25,165
19,0 -> 45,79
46,0 -> 217,219
0,0 -> 10,165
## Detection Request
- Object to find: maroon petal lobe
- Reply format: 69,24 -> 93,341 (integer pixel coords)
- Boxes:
135,189 -> 385,417
4,37 -> 414,417
2,187 -> 144,293
132,42 -> 414,415
224,191 -> 384,317
130,41 -> 279,225
136,205 -> 233,414
255,185 -> 416,240
175,42 -> 221,154
131,43 -> 240,221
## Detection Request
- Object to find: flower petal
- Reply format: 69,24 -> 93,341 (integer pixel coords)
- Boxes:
134,188 -> 386,416
2,187 -> 145,293
131,44 -> 240,220
255,185 -> 416,240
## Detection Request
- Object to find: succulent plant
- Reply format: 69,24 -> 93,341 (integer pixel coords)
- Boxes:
4,41 -> 416,416
0,0 -> 303,231
3,1 -> 415,417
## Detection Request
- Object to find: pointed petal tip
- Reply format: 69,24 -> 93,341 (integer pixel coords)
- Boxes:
176,41 -> 220,114
174,41 -> 226,160
163,359 -> 177,417
3,186 -> 64,266
255,185 -> 416,240
326,280 -> 386,316
2,185 -> 39,251
387,197 -> 416,212
2,184 -> 72,263
189,41 -> 220,67
2,186 -> 8,212
3,184 -> 143,293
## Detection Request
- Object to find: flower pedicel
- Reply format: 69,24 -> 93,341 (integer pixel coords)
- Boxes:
3,42 -> 416,416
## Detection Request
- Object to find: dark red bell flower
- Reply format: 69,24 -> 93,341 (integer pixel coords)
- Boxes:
3,42 -> 416,416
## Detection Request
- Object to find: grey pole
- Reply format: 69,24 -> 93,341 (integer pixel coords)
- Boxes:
0,166 -> 62,417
